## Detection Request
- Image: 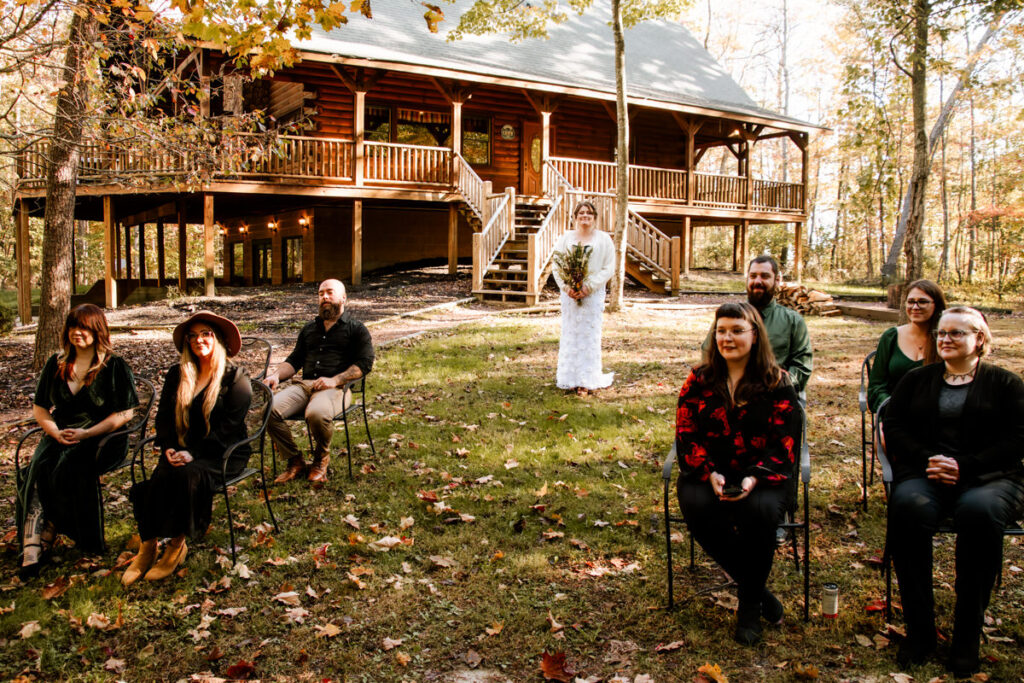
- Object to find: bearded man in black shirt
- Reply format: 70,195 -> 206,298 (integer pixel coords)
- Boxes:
264,279 -> 374,484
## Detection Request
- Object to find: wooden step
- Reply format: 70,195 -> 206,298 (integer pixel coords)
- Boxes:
625,259 -> 669,294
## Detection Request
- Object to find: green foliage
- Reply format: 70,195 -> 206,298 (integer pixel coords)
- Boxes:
0,303 -> 14,335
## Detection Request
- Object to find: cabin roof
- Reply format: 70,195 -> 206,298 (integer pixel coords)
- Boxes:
297,1 -> 815,131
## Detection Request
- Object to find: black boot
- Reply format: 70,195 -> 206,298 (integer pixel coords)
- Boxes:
734,600 -> 763,645
896,629 -> 936,669
761,589 -> 783,625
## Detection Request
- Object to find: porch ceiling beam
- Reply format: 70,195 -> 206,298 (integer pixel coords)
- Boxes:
788,131 -> 809,151
432,78 -> 476,104
739,123 -> 765,142
522,90 -> 563,115
118,201 -> 178,227
150,48 -> 201,102
671,113 -> 704,136
330,65 -> 384,93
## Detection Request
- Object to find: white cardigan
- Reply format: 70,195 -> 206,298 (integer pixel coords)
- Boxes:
552,229 -> 616,293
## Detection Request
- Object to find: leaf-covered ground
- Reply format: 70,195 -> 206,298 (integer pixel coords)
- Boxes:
1,298 -> 1023,682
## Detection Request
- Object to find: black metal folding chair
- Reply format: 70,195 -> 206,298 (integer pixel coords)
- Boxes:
858,351 -> 878,510
14,377 -> 157,553
269,376 -> 375,480
237,337 -> 272,381
662,401 -> 811,621
131,379 -> 278,565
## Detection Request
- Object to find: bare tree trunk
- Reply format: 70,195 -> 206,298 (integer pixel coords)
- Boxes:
607,0 -> 629,312
937,40 -> 950,281
967,89 -> 976,281
33,7 -> 98,370
879,12 -> 1003,283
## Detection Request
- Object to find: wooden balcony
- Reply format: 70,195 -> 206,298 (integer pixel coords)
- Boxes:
16,135 -> 805,218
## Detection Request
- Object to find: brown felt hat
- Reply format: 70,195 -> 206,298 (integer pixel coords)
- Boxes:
172,310 -> 242,357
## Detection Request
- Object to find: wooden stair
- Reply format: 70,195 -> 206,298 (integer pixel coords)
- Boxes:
625,257 -> 671,294
475,200 -> 549,303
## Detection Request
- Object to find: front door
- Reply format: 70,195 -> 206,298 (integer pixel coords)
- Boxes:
521,120 -> 543,196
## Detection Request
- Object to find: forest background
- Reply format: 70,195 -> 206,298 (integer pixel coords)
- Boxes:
0,0 -> 1022,307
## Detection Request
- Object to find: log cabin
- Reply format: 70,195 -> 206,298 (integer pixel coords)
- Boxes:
12,0 -> 817,322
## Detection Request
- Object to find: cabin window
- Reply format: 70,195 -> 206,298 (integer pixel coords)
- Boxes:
462,116 -> 491,165
253,239 -> 272,284
284,236 -> 303,282
366,105 -> 391,142
397,108 -> 451,146
231,242 -> 244,284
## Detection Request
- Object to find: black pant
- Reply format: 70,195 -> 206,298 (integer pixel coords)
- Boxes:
678,478 -> 788,607
889,476 -> 1024,661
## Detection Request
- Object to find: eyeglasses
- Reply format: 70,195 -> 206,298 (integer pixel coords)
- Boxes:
576,211 -> 596,217
906,299 -> 934,308
715,327 -> 753,338
932,329 -> 974,340
186,330 -> 216,342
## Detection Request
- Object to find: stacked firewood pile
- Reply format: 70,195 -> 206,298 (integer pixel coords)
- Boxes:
776,283 -> 841,316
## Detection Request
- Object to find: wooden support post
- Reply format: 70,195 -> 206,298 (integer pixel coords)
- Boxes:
740,219 -> 749,271
354,90 -> 365,185
103,196 -> 118,309
124,224 -> 133,280
114,219 -> 122,278
15,200 -> 32,324
541,110 -> 552,194
177,199 -> 187,291
138,223 -> 147,282
451,101 -> 463,156
448,203 -> 459,275
688,222 -> 696,271
794,221 -> 804,283
743,142 -> 753,210
731,225 -> 741,272
800,138 -> 810,216
203,194 -> 215,296
352,200 -> 363,285
670,235 -> 681,296
156,219 -> 165,286
681,216 -> 691,277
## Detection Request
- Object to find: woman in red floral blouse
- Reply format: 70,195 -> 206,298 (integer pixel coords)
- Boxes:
676,302 -> 801,645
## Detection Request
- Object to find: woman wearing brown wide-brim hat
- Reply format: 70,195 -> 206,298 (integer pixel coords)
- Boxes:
123,311 -> 251,585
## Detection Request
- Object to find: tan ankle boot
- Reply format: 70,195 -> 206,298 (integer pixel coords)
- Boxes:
144,537 -> 187,581
121,539 -> 157,587
273,457 -> 308,484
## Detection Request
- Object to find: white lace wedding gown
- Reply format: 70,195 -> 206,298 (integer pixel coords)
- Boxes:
553,229 -> 616,390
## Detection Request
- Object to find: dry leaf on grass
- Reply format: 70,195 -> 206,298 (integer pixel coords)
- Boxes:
547,611 -> 564,633
19,621 -> 41,639
697,662 -> 729,683
465,649 -> 482,668
224,659 -> 255,679
41,576 -> 71,600
399,516 -> 415,530
793,662 -> 819,679
395,651 -> 411,666
383,637 -> 404,650
655,640 -> 685,653
315,623 -> 341,639
272,591 -> 301,606
104,657 -> 126,673
484,622 -> 504,636
855,634 -> 873,648
369,535 -> 403,552
539,651 -> 574,682
888,674 -> 912,683
343,514 -> 360,529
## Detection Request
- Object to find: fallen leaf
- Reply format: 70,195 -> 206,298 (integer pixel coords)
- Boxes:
206,646 -> 225,661
547,610 -> 563,633
484,622 -> 504,636
873,634 -> 891,649
539,651 -> 574,682
273,591 -> 302,606
430,555 -> 456,568
383,637 -> 404,650
138,644 -> 155,660
369,536 -> 403,552
465,649 -> 482,668
224,659 -> 256,679
793,662 -> 819,679
41,576 -> 71,600
19,621 -> 41,639
216,607 -> 247,618
347,572 -> 368,589
855,634 -> 873,648
697,662 -> 729,683
315,623 -> 342,639
655,640 -> 685,653
283,607 -> 309,624
888,674 -> 912,683
504,459 -> 519,470
86,612 -> 111,630
395,651 -> 411,666
104,657 -> 126,673
417,489 -> 439,503
399,517 -> 415,530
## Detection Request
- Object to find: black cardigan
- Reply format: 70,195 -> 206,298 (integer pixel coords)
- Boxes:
884,361 -> 1024,485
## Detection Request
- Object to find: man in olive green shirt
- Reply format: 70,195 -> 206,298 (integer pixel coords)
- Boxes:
703,255 -> 813,393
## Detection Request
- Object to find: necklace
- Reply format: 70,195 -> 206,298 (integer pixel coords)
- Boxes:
943,365 -> 978,383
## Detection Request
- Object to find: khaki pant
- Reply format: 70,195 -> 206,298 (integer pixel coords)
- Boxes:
267,380 -> 352,462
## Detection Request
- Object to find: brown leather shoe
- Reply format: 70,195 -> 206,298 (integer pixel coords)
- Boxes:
308,453 -> 330,484
121,539 -> 157,587
273,457 -> 308,484
144,538 -> 187,581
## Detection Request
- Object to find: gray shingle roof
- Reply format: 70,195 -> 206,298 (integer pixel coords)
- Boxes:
298,0 -> 812,129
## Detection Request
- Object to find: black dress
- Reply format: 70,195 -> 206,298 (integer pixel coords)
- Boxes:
20,354 -> 139,553
130,364 -> 251,541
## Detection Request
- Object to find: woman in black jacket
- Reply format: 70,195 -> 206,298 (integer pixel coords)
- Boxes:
885,306 -> 1024,678
122,311 -> 252,585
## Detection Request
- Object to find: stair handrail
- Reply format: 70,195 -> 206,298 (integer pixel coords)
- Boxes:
625,208 -> 673,280
472,186 -> 515,292
453,152 -> 488,225
525,162 -> 582,303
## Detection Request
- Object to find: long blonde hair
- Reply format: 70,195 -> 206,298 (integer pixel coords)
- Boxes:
175,333 -> 228,444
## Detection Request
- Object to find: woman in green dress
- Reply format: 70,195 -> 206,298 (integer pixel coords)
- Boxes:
18,304 -> 138,578
867,279 -> 946,415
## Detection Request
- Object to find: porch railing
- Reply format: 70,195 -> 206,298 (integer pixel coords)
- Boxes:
625,210 -> 677,286
752,178 -> 804,213
629,164 -> 688,201
221,134 -> 354,181
364,141 -> 452,185
472,186 -> 515,292
693,172 -> 746,208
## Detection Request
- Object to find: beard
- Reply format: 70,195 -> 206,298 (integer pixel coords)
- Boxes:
747,282 -> 776,309
320,301 -> 342,321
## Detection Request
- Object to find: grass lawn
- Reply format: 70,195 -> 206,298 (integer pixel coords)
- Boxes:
2,308 -> 1023,681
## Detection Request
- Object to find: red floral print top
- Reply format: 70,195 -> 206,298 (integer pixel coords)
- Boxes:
675,367 -> 800,485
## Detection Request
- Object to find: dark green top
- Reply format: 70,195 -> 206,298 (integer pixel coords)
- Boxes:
34,353 -> 139,428
867,326 -> 922,413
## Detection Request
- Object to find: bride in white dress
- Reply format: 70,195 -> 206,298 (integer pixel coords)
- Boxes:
553,201 -> 616,394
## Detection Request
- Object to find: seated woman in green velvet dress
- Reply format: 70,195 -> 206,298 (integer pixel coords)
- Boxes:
867,279 -> 946,415
18,304 -> 138,578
